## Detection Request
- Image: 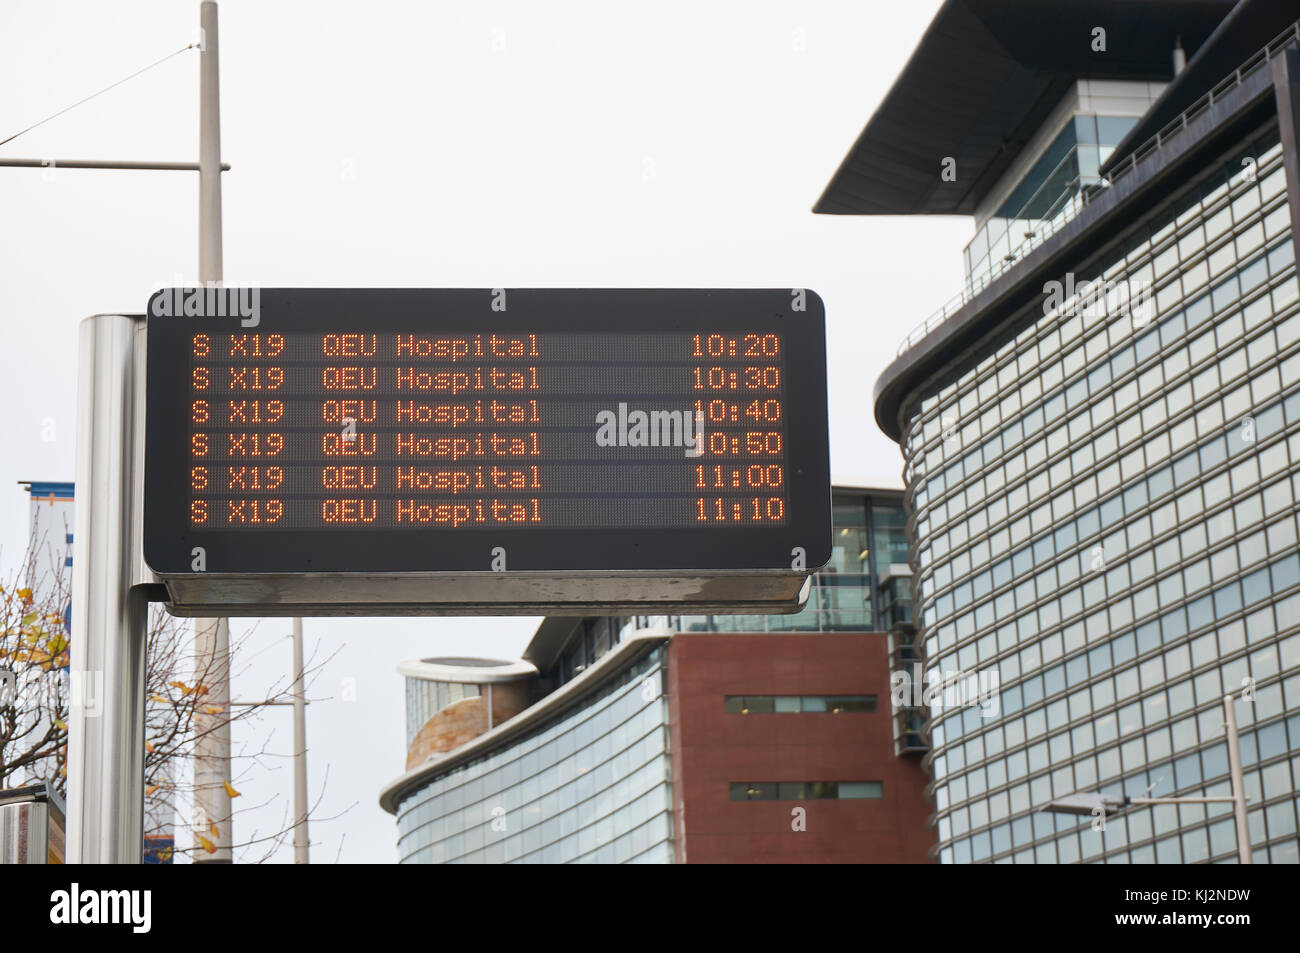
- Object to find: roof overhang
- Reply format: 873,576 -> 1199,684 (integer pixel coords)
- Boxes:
814,0 -> 1234,216
396,657 -> 538,684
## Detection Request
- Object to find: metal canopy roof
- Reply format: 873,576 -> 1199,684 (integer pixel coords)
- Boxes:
814,0 -> 1236,216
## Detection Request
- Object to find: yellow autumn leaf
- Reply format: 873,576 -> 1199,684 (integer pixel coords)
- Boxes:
145,740 -> 155,753
223,781 -> 241,799
167,680 -> 190,696
54,718 -> 67,731
145,784 -> 159,796
150,693 -> 167,704
16,588 -> 33,603
197,833 -> 216,853
209,820 -> 219,837
203,704 -> 224,715
157,846 -> 174,862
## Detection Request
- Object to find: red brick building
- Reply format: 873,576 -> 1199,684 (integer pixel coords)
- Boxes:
666,633 -> 932,863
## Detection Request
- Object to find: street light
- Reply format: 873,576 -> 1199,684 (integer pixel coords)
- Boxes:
1040,792 -> 1127,817
1041,693 -> 1253,864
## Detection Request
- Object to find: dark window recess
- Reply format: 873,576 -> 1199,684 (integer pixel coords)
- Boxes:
724,694 -> 877,713
729,781 -> 883,800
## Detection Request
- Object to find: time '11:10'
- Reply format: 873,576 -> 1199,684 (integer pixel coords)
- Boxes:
695,497 -> 786,522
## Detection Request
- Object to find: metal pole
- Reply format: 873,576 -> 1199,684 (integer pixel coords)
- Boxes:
199,0 -> 223,282
1223,693 -> 1252,865
292,618 -> 309,863
192,0 -> 232,863
0,158 -> 230,171
191,618 -> 231,861
67,314 -> 147,863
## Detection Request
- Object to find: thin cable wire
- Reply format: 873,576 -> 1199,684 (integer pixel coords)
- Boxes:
0,43 -> 197,150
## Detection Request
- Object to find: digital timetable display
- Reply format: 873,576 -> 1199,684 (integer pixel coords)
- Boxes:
143,289 -> 831,577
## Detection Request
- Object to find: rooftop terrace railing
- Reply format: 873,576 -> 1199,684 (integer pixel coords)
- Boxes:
893,18 -> 1300,359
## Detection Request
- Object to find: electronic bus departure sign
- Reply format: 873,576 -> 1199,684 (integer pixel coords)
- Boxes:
142,289 -> 831,616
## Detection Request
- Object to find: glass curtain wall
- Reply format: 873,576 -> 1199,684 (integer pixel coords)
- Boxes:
965,114 -> 1141,293
396,649 -> 672,864
905,125 -> 1300,864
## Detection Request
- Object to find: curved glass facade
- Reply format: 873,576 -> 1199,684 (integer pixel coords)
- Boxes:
395,648 -> 672,863
903,124 -> 1300,863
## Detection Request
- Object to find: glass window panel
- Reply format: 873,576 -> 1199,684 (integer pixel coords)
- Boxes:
840,781 -> 884,799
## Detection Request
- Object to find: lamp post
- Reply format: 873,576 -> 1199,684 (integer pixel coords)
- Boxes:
1042,693 -> 1252,864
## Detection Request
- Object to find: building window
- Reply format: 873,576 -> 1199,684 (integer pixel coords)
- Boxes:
729,781 -> 884,800
724,694 -> 877,713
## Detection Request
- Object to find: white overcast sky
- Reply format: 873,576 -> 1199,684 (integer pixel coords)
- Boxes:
0,0 -> 970,862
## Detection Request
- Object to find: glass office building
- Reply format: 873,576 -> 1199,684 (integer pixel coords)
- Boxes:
393,648 -> 673,864
819,1 -> 1300,862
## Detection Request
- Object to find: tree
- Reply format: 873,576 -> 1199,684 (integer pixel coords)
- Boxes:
0,544 -> 69,790
0,541 -> 337,862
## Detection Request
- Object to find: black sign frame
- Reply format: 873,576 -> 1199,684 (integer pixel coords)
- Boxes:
143,288 -> 831,577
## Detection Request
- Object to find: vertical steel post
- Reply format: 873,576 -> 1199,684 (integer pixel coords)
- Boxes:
67,314 -> 147,864
198,0 -> 223,282
292,618 -> 309,863
193,0 -> 233,863
191,617 -> 231,861
1223,693 -> 1253,865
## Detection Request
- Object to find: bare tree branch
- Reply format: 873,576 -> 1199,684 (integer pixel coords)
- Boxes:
1,542 -> 335,863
